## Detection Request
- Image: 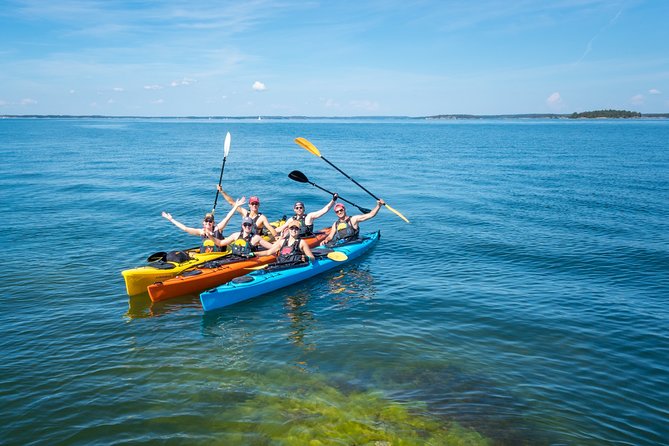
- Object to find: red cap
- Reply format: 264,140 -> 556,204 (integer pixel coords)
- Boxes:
334,203 -> 345,212
249,196 -> 260,204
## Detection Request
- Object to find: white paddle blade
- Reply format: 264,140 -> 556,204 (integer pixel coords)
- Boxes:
224,132 -> 231,157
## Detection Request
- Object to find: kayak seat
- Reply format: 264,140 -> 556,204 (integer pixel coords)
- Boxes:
182,269 -> 203,277
147,261 -> 177,270
232,275 -> 255,284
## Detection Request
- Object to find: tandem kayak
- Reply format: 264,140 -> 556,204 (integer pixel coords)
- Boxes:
200,231 -> 380,312
146,229 -> 330,302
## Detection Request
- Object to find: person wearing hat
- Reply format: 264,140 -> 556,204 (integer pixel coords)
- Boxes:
254,220 -> 315,264
162,196 -> 246,253
206,215 -> 274,257
274,193 -> 339,237
217,185 -> 277,239
321,199 -> 385,246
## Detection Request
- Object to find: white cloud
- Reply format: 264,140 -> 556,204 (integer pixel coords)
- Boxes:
151,99 -> 164,104
113,87 -> 124,92
350,99 -> 379,111
252,81 -> 266,91
649,88 -> 661,95
20,98 -> 37,105
144,85 -> 163,90
631,94 -> 644,105
546,92 -> 562,105
170,78 -> 196,87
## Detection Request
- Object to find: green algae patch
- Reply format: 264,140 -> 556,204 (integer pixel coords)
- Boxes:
210,371 -> 490,445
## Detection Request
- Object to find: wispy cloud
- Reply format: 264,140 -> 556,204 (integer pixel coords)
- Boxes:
252,81 -> 267,91
575,6 -> 624,65
630,94 -> 644,105
546,91 -> 563,110
649,88 -> 661,95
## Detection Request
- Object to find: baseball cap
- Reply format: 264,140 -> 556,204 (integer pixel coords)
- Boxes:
249,196 -> 260,204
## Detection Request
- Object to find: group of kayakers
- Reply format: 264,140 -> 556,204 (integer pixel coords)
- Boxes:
161,186 -> 384,265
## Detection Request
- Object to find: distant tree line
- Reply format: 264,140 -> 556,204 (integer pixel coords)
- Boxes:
568,109 -> 641,119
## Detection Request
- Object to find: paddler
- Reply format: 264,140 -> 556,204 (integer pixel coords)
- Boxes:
320,199 -> 385,246
217,185 -> 277,240
162,196 -> 245,253
274,193 -> 339,237
206,216 -> 274,257
254,220 -> 315,264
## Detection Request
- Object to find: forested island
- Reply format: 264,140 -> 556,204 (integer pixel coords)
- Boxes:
426,110 -> 669,120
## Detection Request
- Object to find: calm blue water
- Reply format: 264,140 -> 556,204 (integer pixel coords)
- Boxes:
1,117 -> 667,445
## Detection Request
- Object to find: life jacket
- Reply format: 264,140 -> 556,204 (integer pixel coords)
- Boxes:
250,213 -> 264,235
230,232 -> 255,257
332,216 -> 359,243
200,229 -> 223,253
292,214 -> 313,236
277,236 -> 304,263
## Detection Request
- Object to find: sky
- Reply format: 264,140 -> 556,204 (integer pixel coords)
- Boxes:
1,0 -> 668,116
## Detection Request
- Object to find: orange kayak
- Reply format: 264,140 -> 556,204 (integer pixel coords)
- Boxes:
147,229 -> 330,302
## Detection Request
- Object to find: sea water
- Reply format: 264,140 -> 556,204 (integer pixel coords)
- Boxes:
0,117 -> 667,445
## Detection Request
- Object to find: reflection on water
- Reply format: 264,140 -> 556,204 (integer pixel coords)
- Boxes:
125,293 -> 201,319
283,291 -> 315,350
325,266 -> 377,306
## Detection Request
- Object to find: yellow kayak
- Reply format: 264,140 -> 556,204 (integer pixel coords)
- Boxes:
122,248 -> 230,296
122,218 -> 286,296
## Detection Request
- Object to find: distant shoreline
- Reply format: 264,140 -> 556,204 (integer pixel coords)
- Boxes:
2,113 -> 668,120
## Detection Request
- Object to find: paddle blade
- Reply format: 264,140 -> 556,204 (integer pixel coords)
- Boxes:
245,265 -> 267,271
384,203 -> 410,223
295,137 -> 321,157
224,132 -> 231,157
327,252 -> 348,261
288,170 -> 309,183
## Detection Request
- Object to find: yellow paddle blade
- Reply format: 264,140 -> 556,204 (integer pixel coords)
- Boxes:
245,265 -> 268,271
294,137 -> 322,157
384,203 -> 410,223
327,251 -> 348,261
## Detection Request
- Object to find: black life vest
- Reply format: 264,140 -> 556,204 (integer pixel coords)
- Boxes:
332,216 -> 359,243
277,237 -> 303,263
200,229 -> 223,253
230,232 -> 255,257
291,214 -> 313,236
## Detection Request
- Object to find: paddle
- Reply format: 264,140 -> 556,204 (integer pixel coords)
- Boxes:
211,131 -> 231,215
294,137 -> 409,223
288,170 -> 372,214
245,251 -> 348,270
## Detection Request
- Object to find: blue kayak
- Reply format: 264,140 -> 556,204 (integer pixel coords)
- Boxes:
200,231 -> 380,312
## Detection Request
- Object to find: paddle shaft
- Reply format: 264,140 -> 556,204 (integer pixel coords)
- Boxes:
211,156 -> 227,213
319,155 -> 380,201
305,179 -> 371,214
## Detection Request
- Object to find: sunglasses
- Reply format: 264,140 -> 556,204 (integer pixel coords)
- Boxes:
249,202 -> 259,205
335,209 -> 345,213
289,226 -> 300,231
204,219 -> 214,223
294,206 -> 304,210
242,223 -> 253,227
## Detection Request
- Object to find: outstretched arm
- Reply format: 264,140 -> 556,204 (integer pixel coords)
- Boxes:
215,196 -> 246,232
306,193 -> 338,224
351,199 -> 385,225
218,185 -> 247,217
253,238 -> 282,257
254,235 -> 276,252
162,212 -> 202,236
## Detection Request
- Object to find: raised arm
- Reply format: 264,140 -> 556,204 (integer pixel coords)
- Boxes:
351,199 -> 385,225
306,193 -> 338,224
162,212 -> 202,236
320,221 -> 338,245
215,196 -> 246,232
253,238 -> 282,257
218,185 -> 247,217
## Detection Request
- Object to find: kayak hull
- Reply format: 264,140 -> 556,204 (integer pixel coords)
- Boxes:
121,249 -> 229,296
200,231 -> 380,312
147,229 -> 330,302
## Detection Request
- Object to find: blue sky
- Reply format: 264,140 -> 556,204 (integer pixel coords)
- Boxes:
1,0 -> 667,116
